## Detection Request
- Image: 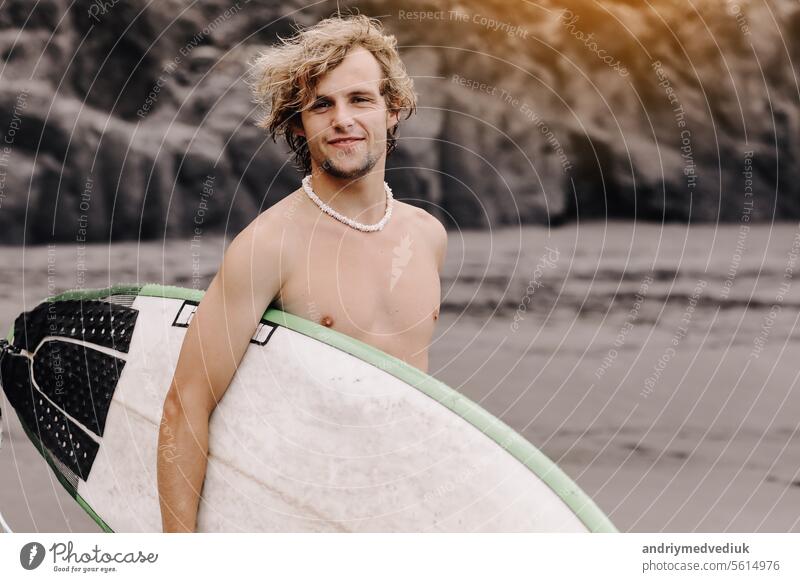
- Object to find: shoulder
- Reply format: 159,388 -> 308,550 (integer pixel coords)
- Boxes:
394,201 -> 445,234
227,189 -> 304,263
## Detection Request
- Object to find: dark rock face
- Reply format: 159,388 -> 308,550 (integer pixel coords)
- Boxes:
0,0 -> 797,243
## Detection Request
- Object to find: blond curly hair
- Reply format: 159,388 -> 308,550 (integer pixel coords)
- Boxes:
247,13 -> 417,175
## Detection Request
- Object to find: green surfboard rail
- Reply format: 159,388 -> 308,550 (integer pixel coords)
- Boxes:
5,283 -> 617,533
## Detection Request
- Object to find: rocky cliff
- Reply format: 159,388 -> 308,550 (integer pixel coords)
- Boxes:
0,0 -> 797,243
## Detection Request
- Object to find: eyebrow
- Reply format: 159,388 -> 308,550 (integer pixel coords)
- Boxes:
312,89 -> 378,100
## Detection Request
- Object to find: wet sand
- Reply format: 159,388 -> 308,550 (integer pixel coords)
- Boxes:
1,221 -> 799,532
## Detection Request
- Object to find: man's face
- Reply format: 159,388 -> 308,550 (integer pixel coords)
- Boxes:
294,47 -> 400,179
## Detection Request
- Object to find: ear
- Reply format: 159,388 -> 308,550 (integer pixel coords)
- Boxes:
387,108 -> 400,130
290,114 -> 305,138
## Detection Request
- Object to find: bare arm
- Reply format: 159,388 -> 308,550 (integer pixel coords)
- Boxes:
157,216 -> 288,532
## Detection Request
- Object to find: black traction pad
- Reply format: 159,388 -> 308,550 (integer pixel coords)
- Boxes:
1,353 -> 100,481
32,340 -> 125,437
0,297 -> 140,482
12,299 -> 138,353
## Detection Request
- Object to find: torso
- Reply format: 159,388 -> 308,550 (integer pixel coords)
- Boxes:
266,189 -> 441,373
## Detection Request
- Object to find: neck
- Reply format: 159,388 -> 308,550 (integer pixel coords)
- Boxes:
306,166 -> 388,224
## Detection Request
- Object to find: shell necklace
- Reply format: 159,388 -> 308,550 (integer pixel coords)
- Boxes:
301,174 -> 393,232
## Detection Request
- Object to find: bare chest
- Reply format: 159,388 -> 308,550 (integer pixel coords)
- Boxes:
275,226 -> 441,358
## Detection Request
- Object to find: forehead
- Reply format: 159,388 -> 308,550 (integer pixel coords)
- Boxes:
313,47 -> 384,98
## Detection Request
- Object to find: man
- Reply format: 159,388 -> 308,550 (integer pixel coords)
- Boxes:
157,14 -> 447,533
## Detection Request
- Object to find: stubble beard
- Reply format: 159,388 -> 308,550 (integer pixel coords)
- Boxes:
319,141 -> 382,180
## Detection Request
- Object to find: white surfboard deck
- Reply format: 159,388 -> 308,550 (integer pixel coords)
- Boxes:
2,285 -> 616,533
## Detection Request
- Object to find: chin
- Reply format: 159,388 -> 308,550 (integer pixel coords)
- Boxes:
323,166 -> 369,180
320,156 -> 378,180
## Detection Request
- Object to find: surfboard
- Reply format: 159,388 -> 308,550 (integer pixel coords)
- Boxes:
0,284 -> 616,532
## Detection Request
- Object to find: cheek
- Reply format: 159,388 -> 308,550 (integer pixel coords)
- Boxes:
362,110 -> 384,129
300,117 -> 324,141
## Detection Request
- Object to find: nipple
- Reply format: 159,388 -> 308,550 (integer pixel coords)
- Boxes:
320,315 -> 334,327
433,309 -> 439,321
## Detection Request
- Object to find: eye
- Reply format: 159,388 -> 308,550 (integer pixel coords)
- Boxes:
311,101 -> 330,110
354,97 -> 371,103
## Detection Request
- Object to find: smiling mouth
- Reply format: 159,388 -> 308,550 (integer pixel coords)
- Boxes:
328,138 -> 364,147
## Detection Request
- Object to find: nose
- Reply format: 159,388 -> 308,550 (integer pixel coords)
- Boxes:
330,101 -> 355,130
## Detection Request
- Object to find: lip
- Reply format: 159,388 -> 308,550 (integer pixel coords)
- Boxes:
328,137 -> 364,148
